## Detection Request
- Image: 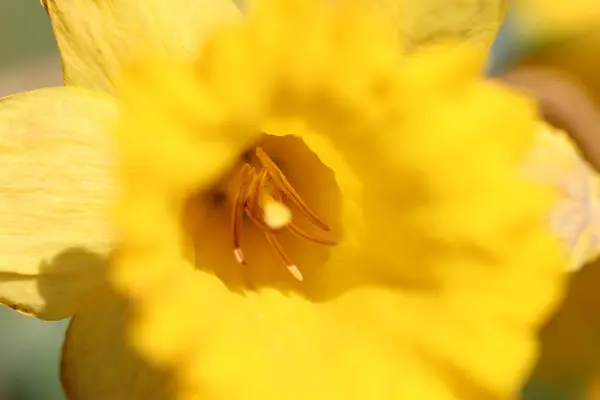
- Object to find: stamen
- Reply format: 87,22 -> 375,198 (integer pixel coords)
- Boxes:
230,147 -> 336,280
255,147 -> 331,231
288,220 -> 337,245
271,190 -> 335,245
248,168 -> 268,216
245,207 -> 271,230
232,164 -> 252,265
264,232 -> 303,281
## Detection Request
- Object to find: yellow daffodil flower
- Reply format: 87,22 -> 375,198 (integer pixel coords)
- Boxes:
0,0 -> 587,398
107,2 -> 565,399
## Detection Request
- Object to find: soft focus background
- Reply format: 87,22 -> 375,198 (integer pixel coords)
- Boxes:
0,3 -> 67,400
1,2 -> 600,400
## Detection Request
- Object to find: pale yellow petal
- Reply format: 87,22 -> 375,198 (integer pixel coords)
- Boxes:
372,0 -> 505,51
42,0 -> 242,93
524,123 -> 600,272
0,87 -> 118,320
61,290 -> 177,400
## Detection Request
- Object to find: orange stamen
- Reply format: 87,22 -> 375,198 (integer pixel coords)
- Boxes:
271,190 -> 335,245
264,232 -> 303,281
288,220 -> 337,245
231,147 -> 336,281
232,164 -> 252,264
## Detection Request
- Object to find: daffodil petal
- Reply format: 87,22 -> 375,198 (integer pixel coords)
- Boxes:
524,123 -> 600,272
0,87 -> 118,320
61,290 -> 176,400
373,0 -> 505,51
42,0 -> 242,93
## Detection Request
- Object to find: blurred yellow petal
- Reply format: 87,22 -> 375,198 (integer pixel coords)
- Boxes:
42,0 -> 242,93
0,87 -> 118,320
61,290 -> 177,400
374,0 -> 505,51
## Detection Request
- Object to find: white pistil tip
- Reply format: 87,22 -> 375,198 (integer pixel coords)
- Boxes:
287,265 -> 303,281
263,200 -> 292,230
234,248 -> 245,265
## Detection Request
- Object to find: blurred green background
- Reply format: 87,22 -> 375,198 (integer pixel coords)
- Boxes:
0,2 -> 67,400
1,2 -> 600,400
0,1 -> 56,66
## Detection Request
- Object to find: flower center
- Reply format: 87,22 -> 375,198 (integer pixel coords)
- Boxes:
232,147 -> 336,281
182,134 -> 343,292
